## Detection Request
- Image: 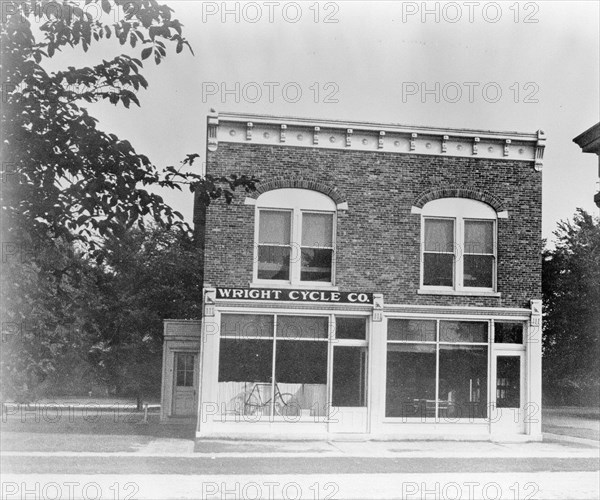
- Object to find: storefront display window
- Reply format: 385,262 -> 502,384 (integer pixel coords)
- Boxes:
386,319 -> 489,419
218,314 -> 335,419
439,345 -> 487,418
386,343 -> 436,418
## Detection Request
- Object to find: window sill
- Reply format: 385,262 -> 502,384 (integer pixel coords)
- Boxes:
249,282 -> 339,291
417,289 -> 501,298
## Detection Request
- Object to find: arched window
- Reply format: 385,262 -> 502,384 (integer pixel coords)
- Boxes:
254,189 -> 336,285
421,198 -> 497,292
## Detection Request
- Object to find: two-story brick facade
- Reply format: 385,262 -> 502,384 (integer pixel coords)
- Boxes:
161,111 -> 545,441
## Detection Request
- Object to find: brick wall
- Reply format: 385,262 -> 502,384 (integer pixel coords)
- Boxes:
201,143 -> 542,309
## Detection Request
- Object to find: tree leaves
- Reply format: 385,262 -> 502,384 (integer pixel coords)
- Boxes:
1,1 -> 259,400
101,0 -> 112,14
542,209 -> 600,405
1,1 -> 208,253
141,46 -> 152,60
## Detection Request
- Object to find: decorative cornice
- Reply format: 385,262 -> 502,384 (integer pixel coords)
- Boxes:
207,110 -> 546,168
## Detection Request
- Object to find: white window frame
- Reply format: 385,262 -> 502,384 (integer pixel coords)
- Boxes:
253,189 -> 337,287
217,311 -> 370,421
419,198 -> 498,295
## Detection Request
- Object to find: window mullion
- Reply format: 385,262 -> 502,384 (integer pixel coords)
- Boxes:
292,209 -> 301,284
435,319 -> 440,420
456,217 -> 463,290
271,315 -> 277,419
494,220 -> 497,290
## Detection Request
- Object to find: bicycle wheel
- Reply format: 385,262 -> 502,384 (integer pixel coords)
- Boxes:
244,392 -> 263,416
229,394 -> 247,416
275,393 -> 300,417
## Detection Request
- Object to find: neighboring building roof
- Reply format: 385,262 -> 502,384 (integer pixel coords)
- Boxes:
573,122 -> 600,154
573,122 -> 600,207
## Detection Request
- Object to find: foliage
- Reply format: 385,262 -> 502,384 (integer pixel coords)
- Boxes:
87,225 -> 204,404
1,225 -> 205,402
542,209 -> 600,406
1,1 -> 258,401
1,0 -> 257,251
0,239 -> 101,401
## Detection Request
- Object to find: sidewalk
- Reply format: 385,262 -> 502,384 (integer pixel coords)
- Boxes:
3,435 -> 599,458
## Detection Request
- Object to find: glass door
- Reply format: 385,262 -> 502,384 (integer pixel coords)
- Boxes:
492,352 -> 525,433
328,317 -> 368,433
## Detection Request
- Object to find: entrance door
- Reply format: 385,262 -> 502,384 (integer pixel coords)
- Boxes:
492,352 -> 525,433
173,352 -> 198,417
329,345 -> 368,433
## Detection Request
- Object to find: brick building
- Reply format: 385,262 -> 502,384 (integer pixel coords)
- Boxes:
161,111 -> 545,441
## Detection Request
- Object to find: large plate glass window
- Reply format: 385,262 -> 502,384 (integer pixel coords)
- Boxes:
386,319 -> 489,419
217,314 -> 329,419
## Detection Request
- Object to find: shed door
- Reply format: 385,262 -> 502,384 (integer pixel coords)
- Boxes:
173,352 -> 198,416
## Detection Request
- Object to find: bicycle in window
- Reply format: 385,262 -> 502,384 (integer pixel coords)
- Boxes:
241,383 -> 299,417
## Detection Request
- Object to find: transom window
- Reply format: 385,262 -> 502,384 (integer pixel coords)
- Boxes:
421,198 -> 497,292
255,189 -> 336,285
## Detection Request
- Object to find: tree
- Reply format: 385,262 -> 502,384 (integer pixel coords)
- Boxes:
1,1 -> 258,400
86,225 -> 204,407
0,238 -> 102,401
1,0 -> 257,250
542,209 -> 600,406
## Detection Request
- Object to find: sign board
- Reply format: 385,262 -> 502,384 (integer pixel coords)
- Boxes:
216,287 -> 373,304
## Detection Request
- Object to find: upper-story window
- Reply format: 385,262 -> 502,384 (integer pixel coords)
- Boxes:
254,189 -> 336,285
421,198 -> 497,292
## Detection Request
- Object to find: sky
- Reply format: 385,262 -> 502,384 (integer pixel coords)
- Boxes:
47,0 -> 600,244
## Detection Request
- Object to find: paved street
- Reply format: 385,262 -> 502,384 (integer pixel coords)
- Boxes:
3,472 -> 600,500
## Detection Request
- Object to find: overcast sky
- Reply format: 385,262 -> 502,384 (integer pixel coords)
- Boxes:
50,0 -> 600,243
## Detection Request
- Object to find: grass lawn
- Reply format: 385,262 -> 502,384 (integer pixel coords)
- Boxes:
544,407 -> 600,420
